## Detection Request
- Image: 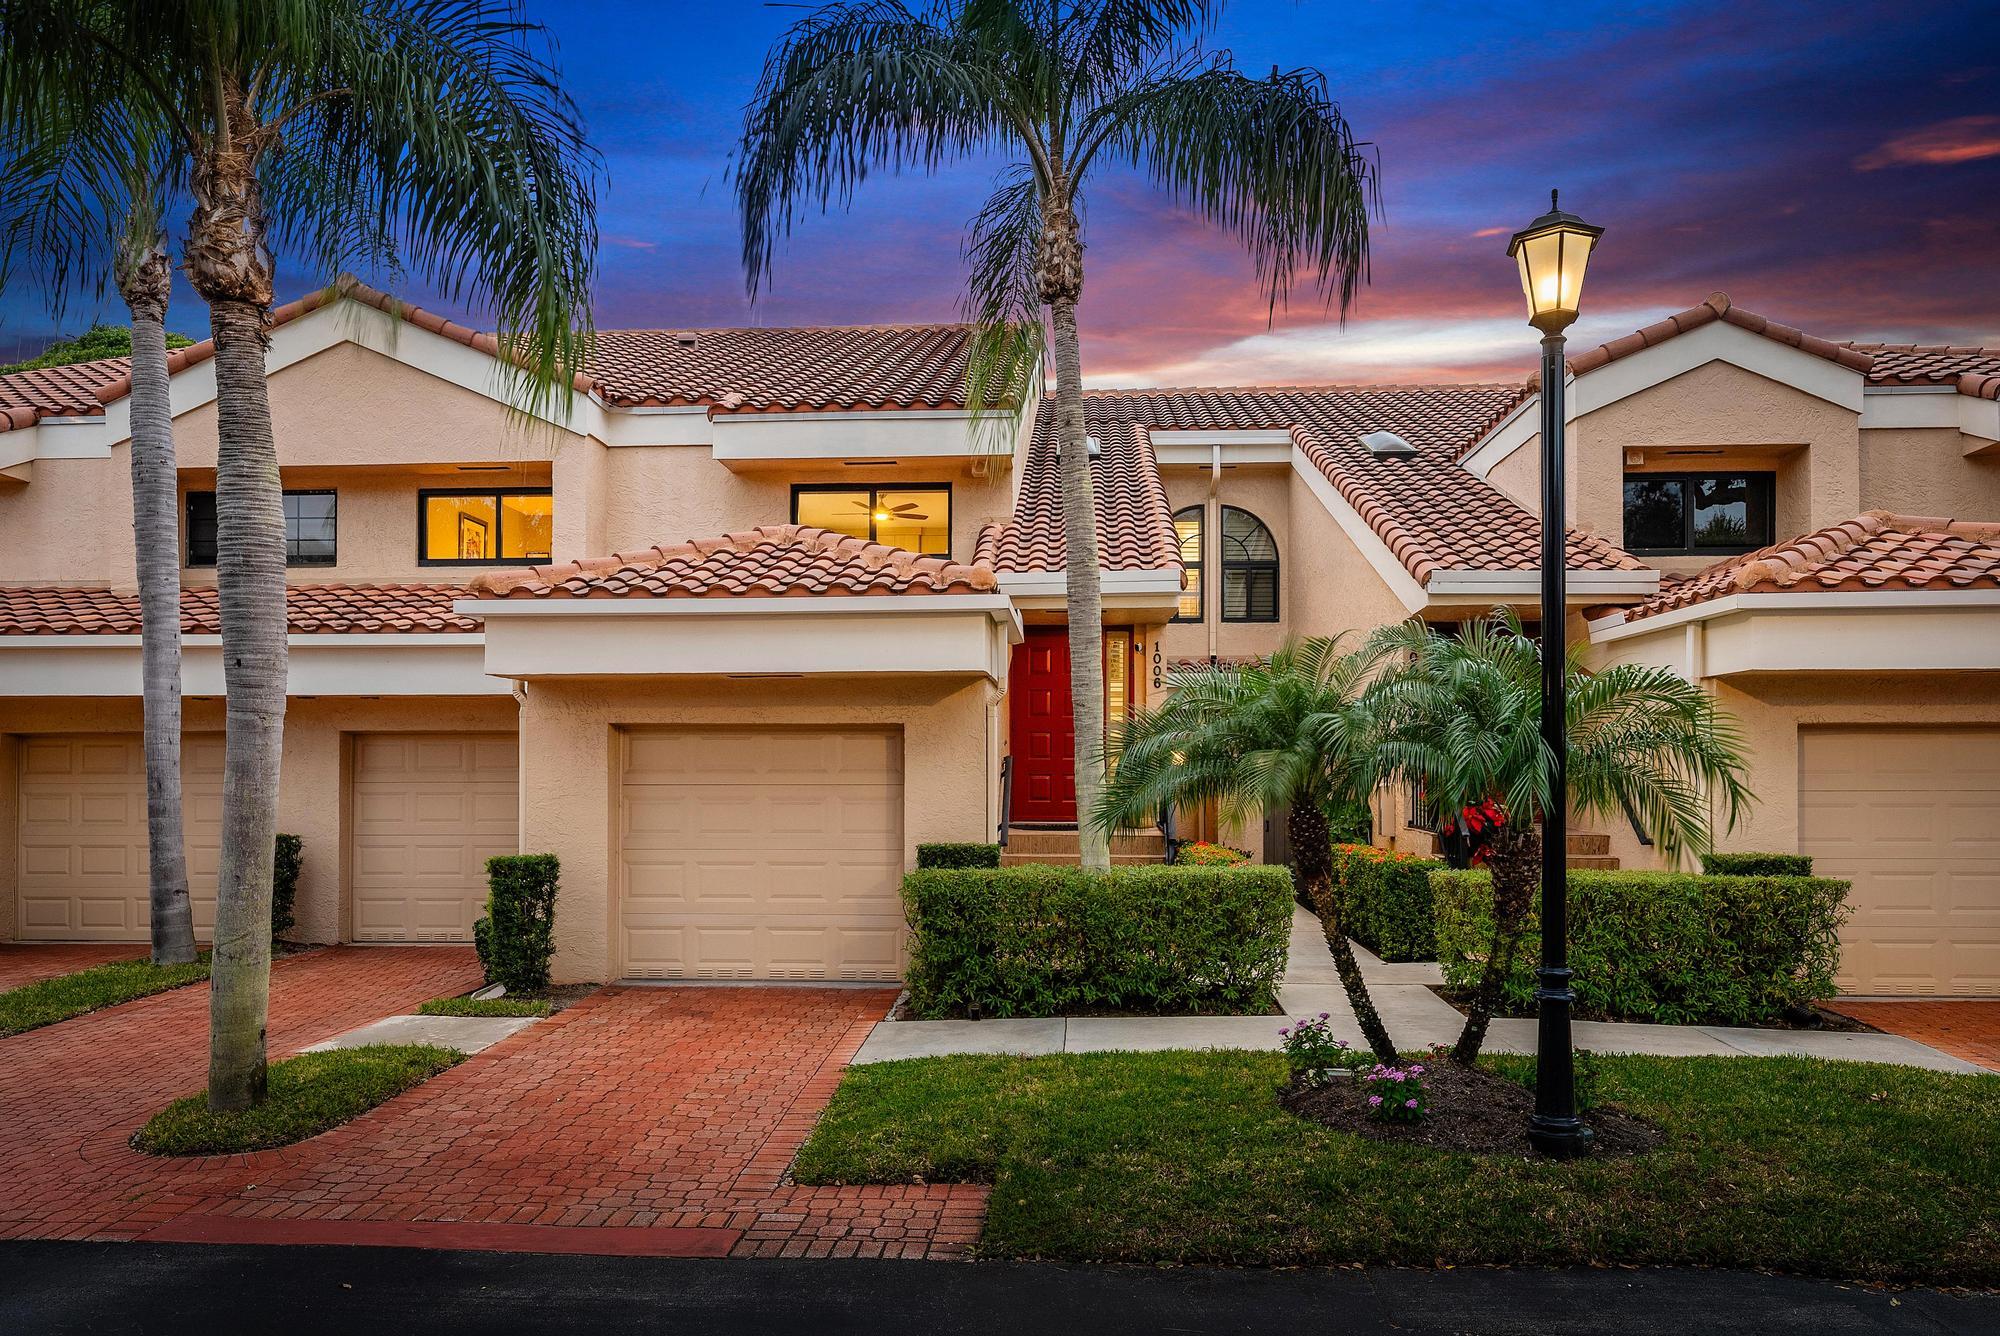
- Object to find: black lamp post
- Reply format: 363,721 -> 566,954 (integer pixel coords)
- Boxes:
1506,191 -> 1602,1160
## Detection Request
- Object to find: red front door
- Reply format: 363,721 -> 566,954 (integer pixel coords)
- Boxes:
1009,626 -> 1075,822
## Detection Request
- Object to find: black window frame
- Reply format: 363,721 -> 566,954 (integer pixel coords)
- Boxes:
416,486 -> 555,568
1622,470 -> 1776,557
1219,505 -> 1280,624
789,482 -> 954,557
1170,504 -> 1204,624
185,487 -> 338,568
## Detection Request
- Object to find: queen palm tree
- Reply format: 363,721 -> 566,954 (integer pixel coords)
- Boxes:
1366,613 -> 1753,1064
0,121 -> 201,968
739,0 -> 1377,869
1091,635 -> 1401,1061
0,0 -> 599,1109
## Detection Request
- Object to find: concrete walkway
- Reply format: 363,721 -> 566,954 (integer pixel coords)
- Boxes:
302,1013 -> 540,1056
852,907 -> 1988,1074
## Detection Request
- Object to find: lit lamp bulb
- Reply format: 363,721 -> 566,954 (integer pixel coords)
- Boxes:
1506,190 -> 1604,334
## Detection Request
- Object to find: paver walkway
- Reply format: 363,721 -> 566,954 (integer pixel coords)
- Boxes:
1826,1000 -> 2000,1073
853,908 -> 1987,1074
2,963 -> 981,1260
0,943 -> 146,991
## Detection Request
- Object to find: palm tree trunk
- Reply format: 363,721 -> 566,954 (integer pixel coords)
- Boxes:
1033,175 -> 1107,870
1450,821 -> 1539,1066
187,109 -> 286,1112
115,229 -> 196,967
1293,802 -> 1397,1061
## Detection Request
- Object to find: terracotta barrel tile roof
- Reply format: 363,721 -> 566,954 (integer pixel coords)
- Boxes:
1619,511 -> 2000,623
465,525 -> 999,600
1566,293 -> 1875,379
582,325 -> 990,412
0,584 -> 480,636
1001,383 -> 1641,588
1843,343 -> 2000,397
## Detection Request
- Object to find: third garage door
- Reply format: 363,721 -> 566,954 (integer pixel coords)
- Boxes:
1801,727 -> 2000,995
349,733 -> 518,942
618,727 -> 904,980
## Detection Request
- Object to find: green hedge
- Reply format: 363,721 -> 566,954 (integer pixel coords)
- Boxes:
1431,869 -> 1849,1026
1702,851 -> 1814,877
1330,844 -> 1444,962
916,842 -> 1002,869
902,864 -> 1293,1019
478,854 -> 560,992
272,833 -> 303,941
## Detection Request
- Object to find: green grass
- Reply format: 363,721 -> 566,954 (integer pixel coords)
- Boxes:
0,954 -> 210,1037
416,995 -> 552,1018
795,1051 -> 2000,1284
133,1045 -> 463,1155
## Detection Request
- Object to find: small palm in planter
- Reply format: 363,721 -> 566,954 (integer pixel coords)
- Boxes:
1365,612 -> 1753,1064
1092,635 -> 1401,1062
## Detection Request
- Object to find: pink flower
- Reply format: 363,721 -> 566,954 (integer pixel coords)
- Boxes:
1405,1098 -> 1418,1109
1368,1096 -> 1382,1107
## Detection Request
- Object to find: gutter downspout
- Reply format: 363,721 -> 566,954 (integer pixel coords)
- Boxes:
1208,443 -> 1222,665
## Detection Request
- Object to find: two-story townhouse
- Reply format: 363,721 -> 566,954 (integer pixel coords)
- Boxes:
1,281 -> 1994,997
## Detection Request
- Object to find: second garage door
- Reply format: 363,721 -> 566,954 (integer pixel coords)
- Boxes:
1801,727 -> 2000,996
349,733 -> 518,942
618,727 -> 905,981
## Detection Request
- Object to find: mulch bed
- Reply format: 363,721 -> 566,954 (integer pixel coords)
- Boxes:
1281,1063 -> 1663,1158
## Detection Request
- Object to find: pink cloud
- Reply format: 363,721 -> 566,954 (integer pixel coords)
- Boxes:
1856,115 -> 2000,170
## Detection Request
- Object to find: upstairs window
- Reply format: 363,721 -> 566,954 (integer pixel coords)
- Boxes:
420,489 -> 553,565
1171,505 -> 1203,622
186,489 -> 337,567
791,484 -> 951,556
1221,506 -> 1279,623
1623,472 -> 1774,556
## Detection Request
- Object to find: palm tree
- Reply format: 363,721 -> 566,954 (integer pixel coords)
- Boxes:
0,118 -> 201,967
1091,636 -> 1400,1061
0,0 -> 599,1109
738,0 -> 1377,869
1366,613 -> 1752,1063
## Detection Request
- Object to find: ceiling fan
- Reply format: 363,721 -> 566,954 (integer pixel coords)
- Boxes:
852,498 -> 929,522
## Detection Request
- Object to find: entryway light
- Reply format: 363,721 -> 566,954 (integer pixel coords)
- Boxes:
1507,190 -> 1603,335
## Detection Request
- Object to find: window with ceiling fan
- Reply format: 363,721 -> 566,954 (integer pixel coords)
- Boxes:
791,484 -> 952,556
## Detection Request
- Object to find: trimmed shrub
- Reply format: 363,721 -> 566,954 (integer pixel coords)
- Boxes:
1431,868 -> 1849,1026
1330,844 -> 1444,962
916,842 -> 1002,870
481,854 -> 560,992
902,864 -> 1294,1019
271,833 -> 303,941
1175,841 -> 1250,867
1703,851 -> 1814,877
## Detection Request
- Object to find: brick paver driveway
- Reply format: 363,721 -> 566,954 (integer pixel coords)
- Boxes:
0,943 -> 147,991
2,969 -> 985,1260
1829,1000 -> 2000,1073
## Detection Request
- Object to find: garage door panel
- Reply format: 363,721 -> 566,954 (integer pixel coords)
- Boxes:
618,728 -> 906,981
16,734 -> 223,941
348,733 -> 517,943
1803,727 -> 2000,996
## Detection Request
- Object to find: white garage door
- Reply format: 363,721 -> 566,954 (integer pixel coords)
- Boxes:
618,727 -> 905,981
349,733 -> 517,942
15,733 -> 224,941
1801,727 -> 2000,996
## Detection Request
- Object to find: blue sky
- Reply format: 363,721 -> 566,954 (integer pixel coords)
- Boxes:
5,0 -> 1997,383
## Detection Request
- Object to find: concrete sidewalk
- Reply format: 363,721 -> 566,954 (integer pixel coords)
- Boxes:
852,908 -> 1987,1074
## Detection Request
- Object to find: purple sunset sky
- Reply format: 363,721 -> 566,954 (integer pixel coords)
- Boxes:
5,0 -> 1997,386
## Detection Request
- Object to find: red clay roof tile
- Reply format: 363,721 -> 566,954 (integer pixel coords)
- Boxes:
582,325 -> 992,412
465,525 -> 999,600
0,584 -> 481,636
1618,512 -> 2000,623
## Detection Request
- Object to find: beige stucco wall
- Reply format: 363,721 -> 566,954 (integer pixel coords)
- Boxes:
1155,464 -> 1296,663
1860,427 -> 2000,519
0,694 -> 517,944
0,457 -> 133,585
516,675 -> 999,982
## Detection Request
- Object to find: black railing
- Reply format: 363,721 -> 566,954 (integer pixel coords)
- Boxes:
1159,802 -> 1179,865
996,754 -> 1014,849
1617,792 -> 1655,848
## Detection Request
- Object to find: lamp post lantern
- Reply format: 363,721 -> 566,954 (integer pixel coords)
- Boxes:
1506,190 -> 1602,1160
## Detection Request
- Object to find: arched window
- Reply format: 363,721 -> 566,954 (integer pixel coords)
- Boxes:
1221,507 -> 1278,623
1171,505 -> 1203,622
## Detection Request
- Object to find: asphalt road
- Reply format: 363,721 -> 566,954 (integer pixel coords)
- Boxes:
3,1242 -> 1996,1335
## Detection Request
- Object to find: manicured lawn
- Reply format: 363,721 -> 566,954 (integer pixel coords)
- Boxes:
133,1045 -> 463,1155
795,1051 -> 2000,1284
0,954 -> 210,1038
417,995 -> 552,1018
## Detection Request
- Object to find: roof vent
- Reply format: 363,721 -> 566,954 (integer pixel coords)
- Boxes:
1361,430 -> 1416,457
670,331 -> 699,347
1086,434 -> 1102,457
